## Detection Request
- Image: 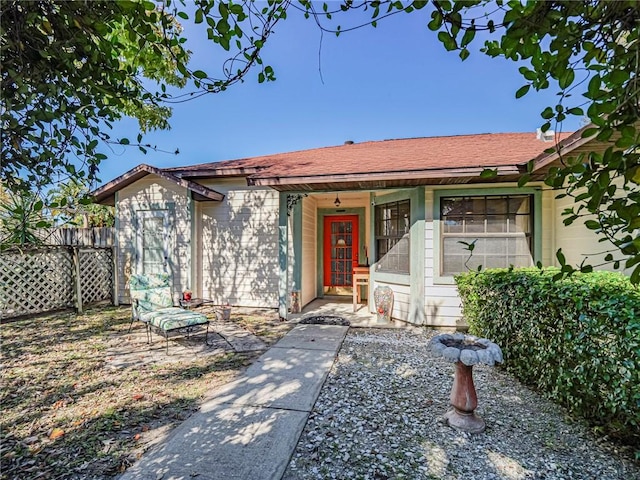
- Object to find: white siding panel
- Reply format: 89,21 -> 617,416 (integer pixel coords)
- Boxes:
116,176 -> 190,304
424,188 -> 464,328
423,285 -> 461,298
541,189 -> 555,266
198,180 -> 279,308
553,188 -> 627,272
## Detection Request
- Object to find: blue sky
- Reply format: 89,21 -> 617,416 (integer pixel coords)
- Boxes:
99,4 -> 582,185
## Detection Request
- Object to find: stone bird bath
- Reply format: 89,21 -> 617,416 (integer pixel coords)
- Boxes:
430,333 -> 503,433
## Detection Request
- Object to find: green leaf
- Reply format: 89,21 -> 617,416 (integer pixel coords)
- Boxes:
582,127 -> 598,138
621,125 -> 636,137
519,67 -> 537,81
584,220 -> 601,230
460,27 -> 476,48
616,136 -> 635,149
515,84 -> 530,98
587,74 -> 601,97
428,10 -> 443,31
541,107 -> 554,120
480,168 -> 498,179
558,69 -> 575,89
230,4 -> 244,14
192,70 -> 207,79
631,264 -> 640,285
518,173 -> 531,187
217,19 -> 230,35
437,31 -> 457,51
609,69 -> 628,85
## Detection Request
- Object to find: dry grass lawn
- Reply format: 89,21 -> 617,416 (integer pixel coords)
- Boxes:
1,305 -> 290,479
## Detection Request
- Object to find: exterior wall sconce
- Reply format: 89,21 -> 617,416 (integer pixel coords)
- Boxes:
334,194 -> 341,207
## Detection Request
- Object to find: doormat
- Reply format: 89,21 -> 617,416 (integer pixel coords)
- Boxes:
299,315 -> 350,326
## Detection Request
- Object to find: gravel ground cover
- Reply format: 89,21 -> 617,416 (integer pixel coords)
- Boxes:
284,328 -> 639,480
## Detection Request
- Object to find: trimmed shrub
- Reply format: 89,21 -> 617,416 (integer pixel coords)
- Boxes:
456,268 -> 640,449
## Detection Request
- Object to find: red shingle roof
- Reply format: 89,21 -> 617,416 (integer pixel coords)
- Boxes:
170,132 -> 573,180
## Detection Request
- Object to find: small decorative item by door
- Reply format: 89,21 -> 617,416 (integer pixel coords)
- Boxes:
374,285 -> 393,323
290,291 -> 300,313
220,302 -> 231,321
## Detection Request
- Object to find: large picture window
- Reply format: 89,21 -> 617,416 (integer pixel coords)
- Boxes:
440,195 -> 533,276
375,199 -> 410,274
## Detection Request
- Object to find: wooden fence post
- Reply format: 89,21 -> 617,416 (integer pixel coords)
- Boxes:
72,247 -> 83,313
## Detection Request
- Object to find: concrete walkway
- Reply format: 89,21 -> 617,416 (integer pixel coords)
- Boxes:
119,324 -> 348,480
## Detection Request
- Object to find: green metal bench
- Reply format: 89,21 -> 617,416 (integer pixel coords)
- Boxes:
128,273 -> 209,353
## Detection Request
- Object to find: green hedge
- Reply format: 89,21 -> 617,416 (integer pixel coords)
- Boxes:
456,268 -> 640,448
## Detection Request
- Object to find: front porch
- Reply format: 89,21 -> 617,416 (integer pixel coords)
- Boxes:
289,296 -> 408,328
282,188 -> 428,326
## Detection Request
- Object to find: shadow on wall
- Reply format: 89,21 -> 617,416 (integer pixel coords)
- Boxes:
202,189 -> 279,307
425,300 -> 442,328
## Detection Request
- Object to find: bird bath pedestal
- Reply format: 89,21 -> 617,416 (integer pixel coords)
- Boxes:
429,333 -> 503,434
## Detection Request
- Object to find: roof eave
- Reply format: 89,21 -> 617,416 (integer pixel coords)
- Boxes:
92,164 -> 225,205
530,126 -> 596,172
247,165 -> 521,189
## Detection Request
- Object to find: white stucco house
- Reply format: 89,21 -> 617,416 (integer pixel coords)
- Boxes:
92,127 -> 619,327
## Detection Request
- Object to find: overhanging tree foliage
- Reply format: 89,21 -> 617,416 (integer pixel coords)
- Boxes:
47,179 -> 115,228
1,0 -> 638,280
1,0 -> 291,194
419,0 -> 640,281
0,186 -> 48,247
1,0 -> 190,193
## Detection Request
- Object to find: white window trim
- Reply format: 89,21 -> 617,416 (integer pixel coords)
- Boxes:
433,187 -> 542,285
374,198 -> 411,275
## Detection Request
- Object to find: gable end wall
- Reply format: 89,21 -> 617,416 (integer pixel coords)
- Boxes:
116,175 -> 191,304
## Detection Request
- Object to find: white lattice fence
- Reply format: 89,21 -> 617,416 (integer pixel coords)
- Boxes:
0,247 -> 115,320
0,247 -> 74,318
79,249 -> 113,305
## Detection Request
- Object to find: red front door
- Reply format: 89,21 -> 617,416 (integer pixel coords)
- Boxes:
323,215 -> 359,288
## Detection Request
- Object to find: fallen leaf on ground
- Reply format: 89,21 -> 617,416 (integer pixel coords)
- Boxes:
132,394 -> 144,401
49,428 -> 64,440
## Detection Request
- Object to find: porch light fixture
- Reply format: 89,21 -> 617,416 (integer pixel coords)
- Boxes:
334,193 -> 341,207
